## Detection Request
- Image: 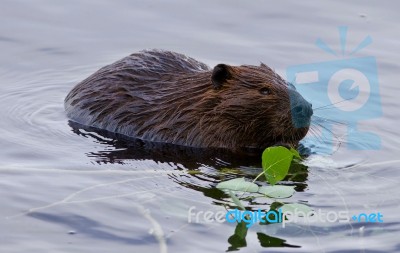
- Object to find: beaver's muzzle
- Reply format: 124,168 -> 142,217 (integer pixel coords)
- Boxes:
288,88 -> 313,129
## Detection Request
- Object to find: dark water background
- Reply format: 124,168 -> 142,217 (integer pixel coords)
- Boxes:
1,1 -> 400,252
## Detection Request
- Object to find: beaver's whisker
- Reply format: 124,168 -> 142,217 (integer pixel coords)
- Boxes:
312,121 -> 343,144
307,127 -> 325,143
312,115 -> 345,126
313,97 -> 355,111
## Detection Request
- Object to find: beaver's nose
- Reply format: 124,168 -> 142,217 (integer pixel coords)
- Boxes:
289,89 -> 313,128
293,101 -> 313,118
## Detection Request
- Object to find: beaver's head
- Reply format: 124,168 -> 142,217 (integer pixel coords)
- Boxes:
208,63 -> 313,150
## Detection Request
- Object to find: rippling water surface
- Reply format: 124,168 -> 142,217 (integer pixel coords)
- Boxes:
1,1 -> 400,252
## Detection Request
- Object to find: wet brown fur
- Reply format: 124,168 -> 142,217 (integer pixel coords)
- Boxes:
65,50 -> 310,152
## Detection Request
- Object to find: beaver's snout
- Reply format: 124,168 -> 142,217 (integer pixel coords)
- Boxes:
289,88 -> 313,128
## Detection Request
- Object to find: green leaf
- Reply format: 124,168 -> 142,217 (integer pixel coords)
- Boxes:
289,148 -> 301,159
258,185 -> 295,199
216,178 -> 259,193
269,201 -> 284,211
227,222 -> 248,251
219,167 -> 242,174
187,170 -> 202,175
280,203 -> 313,216
257,232 -> 300,248
262,146 -> 294,185
228,190 -> 246,211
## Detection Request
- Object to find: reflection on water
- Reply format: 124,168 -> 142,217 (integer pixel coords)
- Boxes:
68,120 -> 309,188
67,121 -> 263,168
67,119 -> 312,250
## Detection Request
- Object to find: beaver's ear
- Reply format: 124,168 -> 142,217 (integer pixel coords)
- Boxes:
212,64 -> 232,89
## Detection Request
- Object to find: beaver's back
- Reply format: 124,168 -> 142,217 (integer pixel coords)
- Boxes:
65,50 -> 211,138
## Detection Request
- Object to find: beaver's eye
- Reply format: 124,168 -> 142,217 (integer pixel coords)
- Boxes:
259,87 -> 271,95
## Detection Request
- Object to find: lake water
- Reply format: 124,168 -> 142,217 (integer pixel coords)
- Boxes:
1,1 -> 400,252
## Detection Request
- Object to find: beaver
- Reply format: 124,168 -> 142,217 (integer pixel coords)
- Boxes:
65,50 -> 313,152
